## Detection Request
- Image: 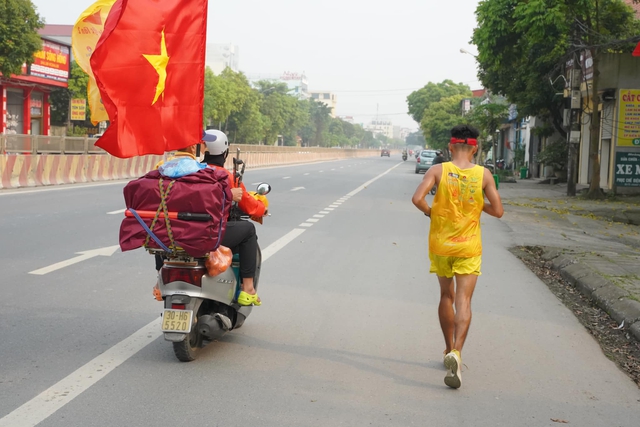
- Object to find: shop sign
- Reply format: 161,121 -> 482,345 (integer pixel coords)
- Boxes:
615,151 -> 640,187
29,40 -> 70,83
617,89 -> 640,147
71,99 -> 87,121
30,97 -> 43,116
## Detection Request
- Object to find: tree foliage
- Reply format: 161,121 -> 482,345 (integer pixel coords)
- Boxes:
420,94 -> 469,151
473,0 -> 640,197
0,0 -> 44,77
407,80 -> 472,124
202,67 -> 380,147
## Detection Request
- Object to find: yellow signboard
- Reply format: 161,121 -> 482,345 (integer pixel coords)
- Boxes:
618,89 -> 640,147
71,99 -> 87,121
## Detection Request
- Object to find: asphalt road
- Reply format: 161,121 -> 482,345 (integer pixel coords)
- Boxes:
0,156 -> 638,427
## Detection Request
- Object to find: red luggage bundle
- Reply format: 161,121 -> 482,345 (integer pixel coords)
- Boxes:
119,168 -> 232,257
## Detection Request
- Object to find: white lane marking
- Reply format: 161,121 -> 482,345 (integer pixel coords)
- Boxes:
107,208 -> 126,215
261,228 -> 306,262
0,181 -> 127,197
29,245 -> 120,276
299,223 -> 314,227
325,208 -> 335,211
346,162 -> 402,197
319,211 -> 330,214
283,176 -> 291,180
306,218 -> 320,223
1,227 -> 308,427
333,201 -> 343,205
304,173 -> 310,176
329,204 -> 340,208
0,319 -> 162,427
340,167 -> 344,169
251,182 -> 261,186
313,214 -> 325,218
291,187 -> 305,192
330,169 -> 335,171
319,170 -> 324,173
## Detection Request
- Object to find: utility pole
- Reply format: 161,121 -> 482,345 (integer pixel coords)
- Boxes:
566,64 -> 582,196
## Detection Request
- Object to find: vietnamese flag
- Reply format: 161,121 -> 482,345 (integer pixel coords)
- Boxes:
90,0 -> 208,158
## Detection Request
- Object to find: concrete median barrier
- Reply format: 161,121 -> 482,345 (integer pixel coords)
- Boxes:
0,147 -> 377,190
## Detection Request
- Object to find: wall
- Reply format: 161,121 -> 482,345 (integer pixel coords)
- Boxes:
0,147 -> 377,190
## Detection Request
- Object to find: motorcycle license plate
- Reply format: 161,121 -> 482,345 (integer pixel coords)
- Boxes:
161,310 -> 193,333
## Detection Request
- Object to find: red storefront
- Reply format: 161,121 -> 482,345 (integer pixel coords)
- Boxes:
0,37 -> 70,136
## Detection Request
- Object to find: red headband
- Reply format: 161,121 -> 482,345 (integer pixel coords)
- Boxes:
450,137 -> 477,146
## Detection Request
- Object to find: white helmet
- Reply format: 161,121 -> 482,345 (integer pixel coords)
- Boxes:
202,129 -> 229,155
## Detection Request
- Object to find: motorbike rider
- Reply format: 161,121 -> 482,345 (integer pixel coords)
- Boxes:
201,130 -> 267,306
433,150 -> 445,166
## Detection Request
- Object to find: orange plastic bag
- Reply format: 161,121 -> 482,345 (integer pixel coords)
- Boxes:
205,245 -> 232,277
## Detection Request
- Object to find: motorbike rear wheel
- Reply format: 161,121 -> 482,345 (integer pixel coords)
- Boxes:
173,308 -> 204,362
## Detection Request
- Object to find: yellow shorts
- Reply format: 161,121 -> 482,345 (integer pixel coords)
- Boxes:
429,254 -> 482,278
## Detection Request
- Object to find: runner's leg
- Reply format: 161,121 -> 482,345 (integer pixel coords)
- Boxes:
452,274 -> 478,352
437,276 -> 455,354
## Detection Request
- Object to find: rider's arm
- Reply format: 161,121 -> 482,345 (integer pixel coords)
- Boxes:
238,181 -> 267,217
482,168 -> 504,218
411,164 -> 441,216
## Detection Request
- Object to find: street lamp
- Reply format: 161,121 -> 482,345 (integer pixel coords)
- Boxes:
460,48 -> 478,58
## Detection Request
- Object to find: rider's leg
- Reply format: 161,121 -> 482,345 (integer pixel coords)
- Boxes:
220,221 -> 258,295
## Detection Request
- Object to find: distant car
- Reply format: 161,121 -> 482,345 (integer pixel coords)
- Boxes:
381,149 -> 390,157
415,149 -> 438,174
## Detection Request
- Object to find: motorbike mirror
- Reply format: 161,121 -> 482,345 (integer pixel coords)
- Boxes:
256,182 -> 271,195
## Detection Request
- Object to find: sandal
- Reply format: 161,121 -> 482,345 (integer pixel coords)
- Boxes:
237,291 -> 262,306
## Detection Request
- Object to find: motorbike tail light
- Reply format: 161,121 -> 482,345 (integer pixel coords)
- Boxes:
161,268 -> 205,287
171,303 -> 186,309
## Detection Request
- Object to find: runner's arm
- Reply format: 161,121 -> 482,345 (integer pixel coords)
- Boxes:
482,168 -> 504,218
411,164 -> 441,216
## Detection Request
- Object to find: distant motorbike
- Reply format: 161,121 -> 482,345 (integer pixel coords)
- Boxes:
156,150 -> 271,362
402,152 -> 408,161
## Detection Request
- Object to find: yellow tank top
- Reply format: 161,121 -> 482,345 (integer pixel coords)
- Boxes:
429,162 -> 485,257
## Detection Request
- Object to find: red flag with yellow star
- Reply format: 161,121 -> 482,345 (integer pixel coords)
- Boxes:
90,0 -> 207,158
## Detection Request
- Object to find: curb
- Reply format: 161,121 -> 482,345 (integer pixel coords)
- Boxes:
543,248 -> 640,342
504,201 -> 640,226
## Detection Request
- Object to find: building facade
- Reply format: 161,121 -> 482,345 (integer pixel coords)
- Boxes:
366,120 -> 394,140
0,37 -> 70,136
310,91 -> 337,117
206,43 -> 240,75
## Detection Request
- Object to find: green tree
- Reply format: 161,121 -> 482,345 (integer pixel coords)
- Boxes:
473,0 -> 640,198
420,94 -> 468,151
407,80 -> 472,124
0,0 -> 44,77
309,100 -> 332,146
465,98 -> 509,162
227,89 -> 265,143
203,67 -> 253,130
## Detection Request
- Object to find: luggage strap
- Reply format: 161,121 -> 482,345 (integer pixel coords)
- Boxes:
143,178 -> 178,254
130,208 -> 172,252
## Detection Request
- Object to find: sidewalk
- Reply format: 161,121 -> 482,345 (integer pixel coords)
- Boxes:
499,179 -> 640,341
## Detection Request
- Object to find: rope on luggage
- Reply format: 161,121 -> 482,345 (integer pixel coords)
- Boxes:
144,178 -> 178,254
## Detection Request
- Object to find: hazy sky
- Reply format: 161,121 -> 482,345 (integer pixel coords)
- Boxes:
31,0 -> 482,130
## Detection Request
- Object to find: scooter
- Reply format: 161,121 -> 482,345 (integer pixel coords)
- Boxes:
156,150 -> 271,362
402,152 -> 408,161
